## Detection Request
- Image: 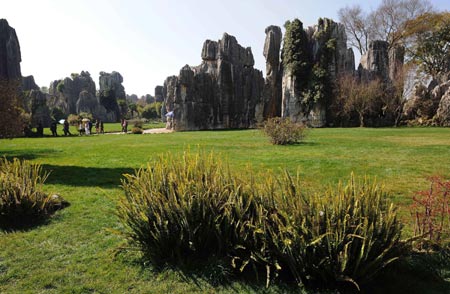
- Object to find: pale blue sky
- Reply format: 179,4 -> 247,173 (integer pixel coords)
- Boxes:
2,0 -> 449,96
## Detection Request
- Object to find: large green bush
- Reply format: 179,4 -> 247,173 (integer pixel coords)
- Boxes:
0,157 -> 67,229
118,151 -> 406,290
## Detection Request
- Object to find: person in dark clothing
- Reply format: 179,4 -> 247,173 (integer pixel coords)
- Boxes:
50,121 -> 58,136
88,121 -> 93,134
95,119 -> 100,135
63,119 -> 71,136
37,122 -> 44,137
100,120 -> 104,134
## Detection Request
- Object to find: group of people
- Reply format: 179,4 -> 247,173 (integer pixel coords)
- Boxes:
77,119 -> 104,136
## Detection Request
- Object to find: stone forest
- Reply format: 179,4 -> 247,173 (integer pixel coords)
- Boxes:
1,1 -> 450,293
1,12 -> 449,134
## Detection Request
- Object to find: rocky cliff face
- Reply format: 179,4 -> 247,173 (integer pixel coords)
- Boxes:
358,40 -> 390,81
48,71 -> 97,115
22,75 -> 39,91
282,18 -> 355,127
98,71 -> 126,121
30,89 -> 51,127
261,25 -> 282,119
154,85 -> 164,102
0,19 -> 21,81
163,33 -> 264,131
435,81 -> 450,126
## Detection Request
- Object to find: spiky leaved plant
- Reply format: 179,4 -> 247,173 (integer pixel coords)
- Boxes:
268,173 -> 405,290
0,157 -> 64,228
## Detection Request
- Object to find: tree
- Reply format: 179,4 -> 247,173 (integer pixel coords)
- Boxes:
335,75 -> 385,127
339,0 -> 434,54
403,12 -> 450,81
338,5 -> 370,55
128,103 -> 137,118
0,80 -> 27,138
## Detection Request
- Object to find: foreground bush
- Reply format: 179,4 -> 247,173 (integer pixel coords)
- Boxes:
118,151 -> 267,269
410,176 -> 450,249
118,151 -> 406,290
0,157 -> 67,228
262,117 -> 306,145
268,174 -> 405,290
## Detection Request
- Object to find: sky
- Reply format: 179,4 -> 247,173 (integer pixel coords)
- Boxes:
2,0 -> 449,97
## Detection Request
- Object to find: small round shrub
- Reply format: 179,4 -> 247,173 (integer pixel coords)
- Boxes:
263,117 -> 307,145
0,157 -> 68,229
131,127 -> 143,134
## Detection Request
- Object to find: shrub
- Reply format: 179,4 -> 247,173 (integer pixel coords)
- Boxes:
131,127 -> 143,134
118,151 -> 406,291
0,157 -> 68,229
67,114 -> 80,126
118,150 -> 266,269
410,176 -> 450,248
263,117 -> 307,145
268,174 -> 405,290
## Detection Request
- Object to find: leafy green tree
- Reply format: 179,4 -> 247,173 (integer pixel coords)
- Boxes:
128,102 -> 137,118
117,99 -> 128,118
403,12 -> 450,81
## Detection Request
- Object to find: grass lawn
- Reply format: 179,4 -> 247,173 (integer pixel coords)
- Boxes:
1,127 -> 449,293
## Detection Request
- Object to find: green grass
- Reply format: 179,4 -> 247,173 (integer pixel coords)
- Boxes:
1,127 -> 450,293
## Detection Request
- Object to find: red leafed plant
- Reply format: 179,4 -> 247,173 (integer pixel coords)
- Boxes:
411,176 -> 450,247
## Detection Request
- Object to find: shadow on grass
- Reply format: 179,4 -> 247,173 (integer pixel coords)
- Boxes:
42,165 -> 135,188
1,149 -> 59,161
363,252 -> 450,294
114,252 -> 298,294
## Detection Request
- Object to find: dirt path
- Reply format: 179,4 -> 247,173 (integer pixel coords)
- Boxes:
105,128 -> 173,135
143,128 -> 173,134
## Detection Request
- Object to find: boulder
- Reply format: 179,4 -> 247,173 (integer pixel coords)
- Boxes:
0,19 -> 21,81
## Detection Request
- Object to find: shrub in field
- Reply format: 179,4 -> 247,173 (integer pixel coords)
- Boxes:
131,127 -> 143,134
0,157 -> 68,229
118,151 -> 270,270
262,117 -> 306,145
267,174 -> 405,290
411,176 -> 450,248
118,151 -> 406,290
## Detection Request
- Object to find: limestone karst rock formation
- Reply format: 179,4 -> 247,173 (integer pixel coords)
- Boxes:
22,75 -> 39,91
162,33 -> 264,131
282,18 -> 355,127
154,86 -> 164,102
30,89 -> 51,127
435,81 -> 450,126
358,40 -> 390,81
0,19 -> 21,81
48,71 -> 97,115
261,25 -> 282,120
98,71 -> 126,121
